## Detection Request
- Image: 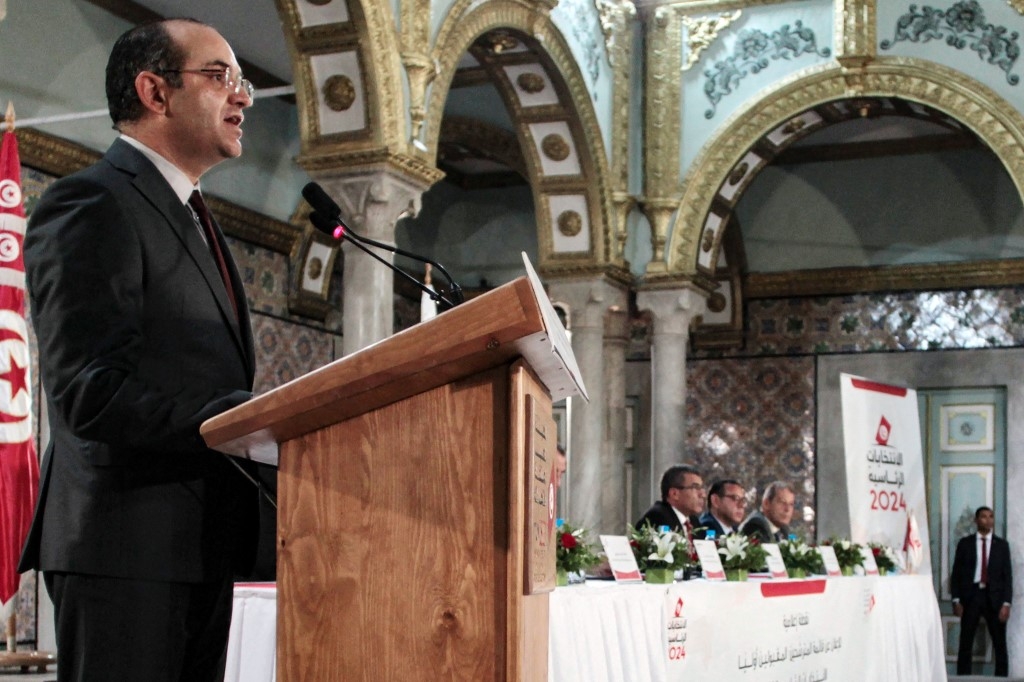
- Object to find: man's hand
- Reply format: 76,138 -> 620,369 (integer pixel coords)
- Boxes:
999,604 -> 1011,623
953,602 -> 963,618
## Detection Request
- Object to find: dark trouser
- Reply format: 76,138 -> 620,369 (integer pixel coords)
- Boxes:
957,584 -> 1009,677
44,571 -> 234,682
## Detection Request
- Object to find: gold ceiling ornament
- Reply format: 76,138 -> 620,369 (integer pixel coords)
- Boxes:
322,74 -> 357,112
541,134 -> 571,161
305,0 -> 332,5
1009,0 -> 1024,15
707,291 -> 727,313
727,161 -> 748,186
701,227 -> 715,253
307,257 -> 324,280
485,30 -> 520,54
681,11 -> 741,72
781,117 -> 807,136
557,210 -> 583,237
517,72 -> 546,93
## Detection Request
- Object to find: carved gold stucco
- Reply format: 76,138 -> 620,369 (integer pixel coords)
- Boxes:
400,0 -> 435,140
557,210 -> 583,237
306,0 -> 332,5
666,58 -> 1024,278
427,2 -> 623,277
541,134 -> 571,161
833,0 -> 876,68
680,11 -> 741,72
594,0 -> 635,68
323,74 -> 357,111
440,116 -> 527,178
642,6 -> 684,268
1009,0 -> 1024,15
605,0 -> 635,263
517,72 -> 546,93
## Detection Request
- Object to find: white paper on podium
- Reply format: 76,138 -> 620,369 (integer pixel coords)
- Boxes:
520,252 -> 589,402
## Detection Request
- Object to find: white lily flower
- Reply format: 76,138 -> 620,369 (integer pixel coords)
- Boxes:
647,531 -> 679,564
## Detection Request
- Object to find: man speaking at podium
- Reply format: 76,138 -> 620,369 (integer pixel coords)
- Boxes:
18,18 -> 259,682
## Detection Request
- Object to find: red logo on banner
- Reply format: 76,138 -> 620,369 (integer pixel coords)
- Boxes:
875,416 -> 891,446
674,597 -> 684,618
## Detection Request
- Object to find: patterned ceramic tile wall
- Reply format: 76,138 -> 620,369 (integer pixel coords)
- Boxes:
686,355 -> 816,540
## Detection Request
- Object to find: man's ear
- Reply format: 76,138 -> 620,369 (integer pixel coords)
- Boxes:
135,71 -> 169,114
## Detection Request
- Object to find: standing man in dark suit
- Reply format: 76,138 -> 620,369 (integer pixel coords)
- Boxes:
635,464 -> 705,540
951,506 -> 1012,676
19,18 -> 258,682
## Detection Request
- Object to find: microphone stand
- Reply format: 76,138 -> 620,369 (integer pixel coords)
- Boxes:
341,224 -> 465,308
308,212 -> 459,310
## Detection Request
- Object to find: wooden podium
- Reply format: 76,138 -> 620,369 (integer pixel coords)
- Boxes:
201,276 -> 584,681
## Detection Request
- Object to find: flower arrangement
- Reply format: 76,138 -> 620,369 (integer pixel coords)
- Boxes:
868,542 -> 898,574
629,523 -> 692,573
717,533 -> 768,573
778,537 -> 824,576
823,538 -> 865,574
556,520 -> 601,576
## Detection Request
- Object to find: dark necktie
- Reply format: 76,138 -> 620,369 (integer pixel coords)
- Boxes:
189,191 -> 239,321
981,535 -> 989,586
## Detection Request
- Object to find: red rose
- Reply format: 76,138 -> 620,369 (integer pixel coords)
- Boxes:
872,547 -> 881,557
560,532 -> 578,550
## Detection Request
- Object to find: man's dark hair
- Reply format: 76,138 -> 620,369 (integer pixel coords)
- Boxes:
975,505 -> 993,519
659,464 -> 701,501
105,18 -> 205,128
708,478 -> 740,504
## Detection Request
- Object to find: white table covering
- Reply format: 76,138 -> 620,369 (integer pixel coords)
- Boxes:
227,575 -> 945,682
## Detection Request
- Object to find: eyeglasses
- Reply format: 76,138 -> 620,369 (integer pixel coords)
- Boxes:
160,66 -> 255,99
722,494 -> 747,504
672,484 -> 705,492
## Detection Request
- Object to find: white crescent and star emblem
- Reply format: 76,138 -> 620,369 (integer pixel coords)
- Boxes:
0,311 -> 32,444
0,179 -> 21,209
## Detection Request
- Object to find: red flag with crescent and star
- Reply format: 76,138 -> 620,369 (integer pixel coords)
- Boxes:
0,127 -> 39,604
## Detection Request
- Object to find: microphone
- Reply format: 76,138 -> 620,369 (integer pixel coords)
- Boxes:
302,182 -> 464,309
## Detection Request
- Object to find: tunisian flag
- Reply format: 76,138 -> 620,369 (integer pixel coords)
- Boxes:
0,127 -> 39,604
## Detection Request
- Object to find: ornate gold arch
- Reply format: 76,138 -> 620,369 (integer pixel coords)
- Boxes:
666,57 -> 1024,277
274,0 -> 407,156
425,1 -> 620,274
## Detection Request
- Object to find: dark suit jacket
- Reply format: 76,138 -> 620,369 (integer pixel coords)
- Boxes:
635,501 -> 692,533
951,532 -> 1013,608
695,511 -> 731,540
19,139 -> 258,583
741,511 -> 788,543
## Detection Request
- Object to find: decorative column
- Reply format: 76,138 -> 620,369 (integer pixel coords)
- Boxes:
636,286 -> 706,503
546,277 -> 628,533
315,169 -> 426,356
602,307 -> 630,533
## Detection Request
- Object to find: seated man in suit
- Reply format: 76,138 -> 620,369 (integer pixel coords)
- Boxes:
951,506 -> 1013,677
696,479 -> 747,539
634,464 -> 705,541
740,481 -> 795,543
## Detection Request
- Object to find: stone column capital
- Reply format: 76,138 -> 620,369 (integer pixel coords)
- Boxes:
636,286 -> 708,336
547,276 -> 629,331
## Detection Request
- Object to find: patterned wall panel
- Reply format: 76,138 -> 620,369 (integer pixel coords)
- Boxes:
686,355 -> 816,539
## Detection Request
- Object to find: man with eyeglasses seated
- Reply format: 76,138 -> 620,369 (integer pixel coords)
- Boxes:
740,481 -> 795,543
695,479 -> 747,539
20,18 -> 259,682
634,464 -> 705,543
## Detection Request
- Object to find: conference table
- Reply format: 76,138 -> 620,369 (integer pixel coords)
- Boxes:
227,574 -> 946,681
